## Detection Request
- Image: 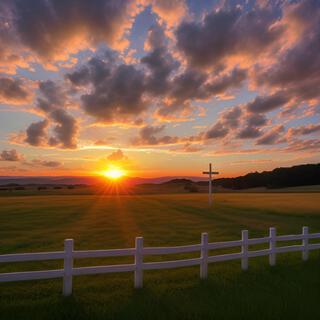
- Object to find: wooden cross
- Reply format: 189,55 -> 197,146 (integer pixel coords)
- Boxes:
202,163 -> 219,206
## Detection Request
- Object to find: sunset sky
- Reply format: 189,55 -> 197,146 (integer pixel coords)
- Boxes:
0,0 -> 319,178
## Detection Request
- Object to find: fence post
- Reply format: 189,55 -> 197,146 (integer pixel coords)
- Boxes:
241,230 -> 248,270
269,227 -> 276,266
134,237 -> 143,288
302,226 -> 309,261
200,232 -> 208,279
63,239 -> 74,296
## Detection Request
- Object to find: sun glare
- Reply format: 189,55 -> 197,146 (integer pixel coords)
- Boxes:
102,167 -> 125,180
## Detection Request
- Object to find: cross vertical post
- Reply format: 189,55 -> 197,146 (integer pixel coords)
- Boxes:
202,163 -> 219,206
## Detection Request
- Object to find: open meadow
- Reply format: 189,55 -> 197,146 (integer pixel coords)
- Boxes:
1,192 -> 320,320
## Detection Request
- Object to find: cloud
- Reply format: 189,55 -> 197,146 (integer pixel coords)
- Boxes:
143,22 -> 167,51
37,80 -> 66,112
3,0 -> 319,161
155,67 -> 246,121
141,47 -> 176,95
25,120 -> 49,146
203,106 -> 244,140
0,5 -> 31,75
107,149 -> 128,162
0,77 -> 31,105
288,124 -> 320,137
205,68 -> 247,97
205,122 -> 229,139
2,0 -> 142,64
0,149 -> 24,161
176,4 -> 283,69
23,80 -> 79,149
94,138 -> 115,146
237,126 -> 262,139
285,139 -> 320,153
31,159 -> 62,168
246,92 -> 289,114
246,113 -> 268,127
253,0 -> 320,106
170,142 -> 203,153
202,103 -> 272,141
141,24 -> 178,95
256,125 -> 285,145
219,106 -> 242,129
49,109 -> 78,149
68,56 -> 148,124
132,125 -> 179,145
151,0 -> 188,27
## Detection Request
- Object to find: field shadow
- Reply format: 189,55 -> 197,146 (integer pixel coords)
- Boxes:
2,256 -> 320,320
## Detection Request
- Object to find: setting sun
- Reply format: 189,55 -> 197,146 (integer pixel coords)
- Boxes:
102,167 -> 125,180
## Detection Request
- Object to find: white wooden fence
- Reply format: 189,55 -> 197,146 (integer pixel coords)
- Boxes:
1,226 -> 319,296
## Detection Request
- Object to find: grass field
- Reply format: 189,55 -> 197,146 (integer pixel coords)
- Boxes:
1,193 -> 320,319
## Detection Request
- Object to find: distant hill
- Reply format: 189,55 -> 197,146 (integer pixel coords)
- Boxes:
0,163 -> 319,190
0,175 -> 206,186
206,163 -> 320,190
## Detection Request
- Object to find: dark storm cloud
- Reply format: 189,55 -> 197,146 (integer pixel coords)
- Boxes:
176,5 -> 283,69
0,77 -> 30,104
0,149 -> 23,161
25,119 -> 49,146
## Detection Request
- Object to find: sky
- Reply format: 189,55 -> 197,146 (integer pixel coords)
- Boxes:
0,0 -> 319,178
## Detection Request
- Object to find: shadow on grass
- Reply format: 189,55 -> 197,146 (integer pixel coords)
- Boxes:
1,256 -> 320,320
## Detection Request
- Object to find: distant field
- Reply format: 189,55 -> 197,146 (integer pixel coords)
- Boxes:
1,183 -> 320,197
1,193 -> 320,319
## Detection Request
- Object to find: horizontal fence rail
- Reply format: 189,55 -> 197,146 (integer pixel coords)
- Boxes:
0,226 -> 319,296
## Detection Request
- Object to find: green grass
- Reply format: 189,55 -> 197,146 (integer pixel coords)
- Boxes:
1,193 -> 320,319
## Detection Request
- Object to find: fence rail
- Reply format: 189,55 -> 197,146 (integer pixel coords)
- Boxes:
0,226 -> 319,296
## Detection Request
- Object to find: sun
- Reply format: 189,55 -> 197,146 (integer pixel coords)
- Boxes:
102,167 -> 125,180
